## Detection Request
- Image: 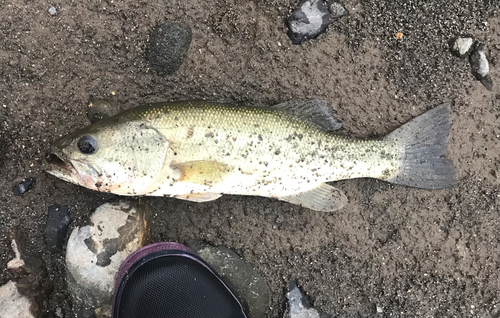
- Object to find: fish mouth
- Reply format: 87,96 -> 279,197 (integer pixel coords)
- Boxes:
47,153 -> 75,173
46,152 -> 101,190
45,152 -> 81,184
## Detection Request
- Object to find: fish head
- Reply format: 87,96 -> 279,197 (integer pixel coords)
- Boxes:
46,119 -> 171,195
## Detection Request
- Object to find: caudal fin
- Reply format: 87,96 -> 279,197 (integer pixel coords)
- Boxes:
385,103 -> 458,189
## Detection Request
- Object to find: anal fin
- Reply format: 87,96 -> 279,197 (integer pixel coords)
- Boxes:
175,192 -> 222,202
276,183 -> 347,212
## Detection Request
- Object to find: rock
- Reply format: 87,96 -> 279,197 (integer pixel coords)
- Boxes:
449,35 -> 474,58
87,99 -> 120,124
3,229 -> 51,318
288,0 -> 331,45
469,42 -> 493,91
190,242 -> 270,318
7,238 -> 25,272
0,281 -> 36,318
146,22 -> 192,75
284,281 -> 331,318
66,200 -> 150,318
12,177 -> 36,196
288,0 -> 347,45
48,6 -> 57,15
327,1 -> 348,19
45,204 -> 72,252
53,307 -> 65,318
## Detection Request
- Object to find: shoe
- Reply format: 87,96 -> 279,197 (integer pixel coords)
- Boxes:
112,242 -> 247,318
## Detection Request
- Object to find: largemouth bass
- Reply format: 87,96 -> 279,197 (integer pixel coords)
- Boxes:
47,99 -> 457,211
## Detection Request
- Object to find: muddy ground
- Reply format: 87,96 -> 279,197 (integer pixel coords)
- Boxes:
1,0 -> 499,317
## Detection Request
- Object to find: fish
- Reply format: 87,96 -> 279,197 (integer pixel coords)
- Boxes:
46,99 -> 458,212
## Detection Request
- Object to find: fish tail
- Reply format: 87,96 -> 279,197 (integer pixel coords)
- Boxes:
385,103 -> 458,189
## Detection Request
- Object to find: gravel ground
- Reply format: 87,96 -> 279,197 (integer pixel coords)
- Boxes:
0,0 -> 499,317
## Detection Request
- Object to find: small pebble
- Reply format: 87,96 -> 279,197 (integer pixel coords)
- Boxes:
54,307 -> 65,318
287,0 -> 347,45
328,1 -> 348,19
469,42 -> 493,91
7,239 -> 25,270
48,7 -> 57,15
285,281 -> 331,318
449,35 -> 474,58
86,98 -> 120,124
44,204 -> 71,252
12,178 -> 36,196
147,22 -> 192,75
288,0 -> 332,45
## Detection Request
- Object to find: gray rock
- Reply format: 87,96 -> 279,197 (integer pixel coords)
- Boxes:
87,99 -> 120,124
45,203 -> 72,252
12,177 -> 36,196
190,242 -> 270,318
469,42 -> 493,91
327,1 -> 348,19
147,22 -> 192,75
288,0 -> 331,45
284,281 -> 331,318
449,35 -> 474,58
288,0 -> 347,45
66,200 -> 150,318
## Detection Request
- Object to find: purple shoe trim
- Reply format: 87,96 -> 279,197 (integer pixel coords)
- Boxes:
114,242 -> 195,298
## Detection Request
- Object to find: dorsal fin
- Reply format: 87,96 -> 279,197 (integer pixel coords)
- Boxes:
268,99 -> 342,131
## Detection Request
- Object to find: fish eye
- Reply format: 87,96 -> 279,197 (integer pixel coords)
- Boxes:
77,135 -> 98,154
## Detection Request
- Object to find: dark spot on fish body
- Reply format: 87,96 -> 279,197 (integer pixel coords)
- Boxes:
275,149 -> 281,155
95,182 -> 102,188
205,132 -> 214,138
258,134 -> 263,141
186,126 -> 195,139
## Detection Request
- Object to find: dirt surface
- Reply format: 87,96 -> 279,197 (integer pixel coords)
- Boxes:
1,0 -> 499,317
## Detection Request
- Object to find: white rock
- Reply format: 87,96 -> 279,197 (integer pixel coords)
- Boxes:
0,281 -> 34,318
7,239 -> 25,270
453,37 -> 473,57
286,286 -> 321,318
285,282 -> 329,318
66,200 -> 149,317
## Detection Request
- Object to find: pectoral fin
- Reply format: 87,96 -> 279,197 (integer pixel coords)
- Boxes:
175,192 -> 222,202
276,183 -> 347,212
174,160 -> 232,186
